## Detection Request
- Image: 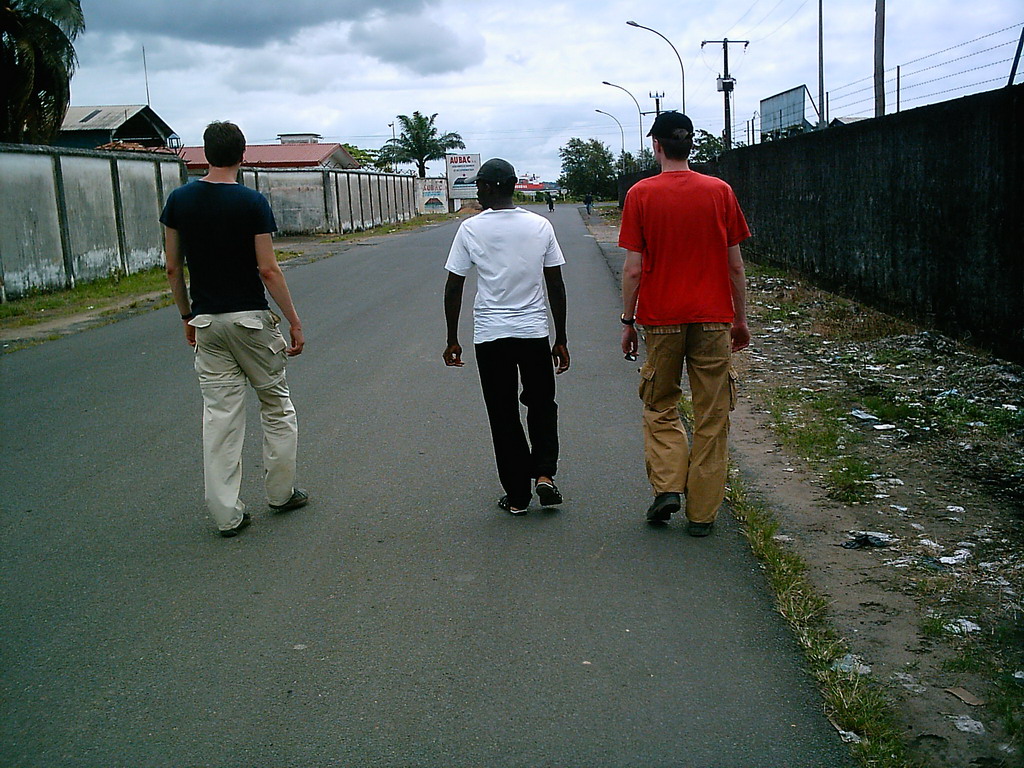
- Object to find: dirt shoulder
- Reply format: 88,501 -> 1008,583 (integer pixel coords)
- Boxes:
585,206 -> 1023,768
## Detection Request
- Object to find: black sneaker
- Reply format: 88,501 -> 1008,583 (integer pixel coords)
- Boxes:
535,481 -> 562,507
498,495 -> 529,515
687,520 -> 714,537
646,492 -> 681,523
270,488 -> 309,513
220,512 -> 252,538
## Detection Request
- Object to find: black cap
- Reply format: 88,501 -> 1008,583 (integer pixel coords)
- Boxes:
467,158 -> 517,184
647,111 -> 694,140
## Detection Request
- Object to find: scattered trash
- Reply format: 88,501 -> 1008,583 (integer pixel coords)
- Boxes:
893,672 -> 927,694
1014,671 -> 1024,684
949,715 -> 985,735
873,423 -> 897,431
851,409 -> 879,422
831,653 -> 871,675
918,539 -> 944,552
945,687 -> 985,706
841,530 -> 898,549
1002,404 -> 1019,411
944,619 -> 981,635
773,534 -> 794,543
829,720 -> 863,744
947,505 -> 966,514
939,549 -> 972,565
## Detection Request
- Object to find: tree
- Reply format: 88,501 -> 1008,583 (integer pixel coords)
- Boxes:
558,138 -> 616,198
1,0 -> 85,144
377,111 -> 464,178
341,143 -> 395,172
691,129 -> 726,163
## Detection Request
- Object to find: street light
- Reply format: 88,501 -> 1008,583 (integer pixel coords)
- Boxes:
595,109 -> 626,173
602,81 -> 643,156
627,20 -> 686,113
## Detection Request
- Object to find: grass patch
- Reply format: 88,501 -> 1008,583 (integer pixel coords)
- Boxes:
728,474 -> 920,767
319,212 -> 459,244
763,386 -> 874,503
0,266 -> 170,330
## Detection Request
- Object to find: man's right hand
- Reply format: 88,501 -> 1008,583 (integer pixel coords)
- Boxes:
731,322 -> 750,352
287,325 -> 305,356
443,343 -> 464,367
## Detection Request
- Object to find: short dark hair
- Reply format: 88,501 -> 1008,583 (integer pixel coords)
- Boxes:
656,134 -> 693,161
203,121 -> 246,167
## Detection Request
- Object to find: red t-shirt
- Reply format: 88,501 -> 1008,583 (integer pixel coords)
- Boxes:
618,170 -> 750,325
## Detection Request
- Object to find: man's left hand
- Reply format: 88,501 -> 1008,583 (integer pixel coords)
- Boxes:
184,320 -> 196,347
551,343 -> 570,374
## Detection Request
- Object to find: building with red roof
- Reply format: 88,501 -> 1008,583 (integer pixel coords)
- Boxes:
180,136 -> 359,172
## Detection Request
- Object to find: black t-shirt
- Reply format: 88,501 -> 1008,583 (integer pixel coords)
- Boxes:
160,180 -> 277,314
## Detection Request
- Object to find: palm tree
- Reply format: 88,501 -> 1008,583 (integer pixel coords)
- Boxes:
1,0 -> 85,144
378,111 -> 465,178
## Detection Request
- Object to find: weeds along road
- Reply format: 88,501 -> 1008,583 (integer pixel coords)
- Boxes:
0,205 -> 852,767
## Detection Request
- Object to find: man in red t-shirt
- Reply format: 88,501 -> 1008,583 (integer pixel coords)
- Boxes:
618,111 -> 751,536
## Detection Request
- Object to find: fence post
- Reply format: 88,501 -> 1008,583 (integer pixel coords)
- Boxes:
51,152 -> 76,288
110,157 -> 129,274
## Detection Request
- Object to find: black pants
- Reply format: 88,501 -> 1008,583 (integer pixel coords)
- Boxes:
475,337 -> 559,508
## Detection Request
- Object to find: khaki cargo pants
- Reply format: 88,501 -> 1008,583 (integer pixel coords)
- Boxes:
639,323 -> 736,524
189,310 -> 298,531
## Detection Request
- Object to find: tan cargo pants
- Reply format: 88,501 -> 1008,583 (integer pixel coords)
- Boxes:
189,310 -> 298,531
639,323 -> 736,524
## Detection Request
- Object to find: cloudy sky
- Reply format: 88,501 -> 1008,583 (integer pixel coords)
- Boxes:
70,0 -> 1023,180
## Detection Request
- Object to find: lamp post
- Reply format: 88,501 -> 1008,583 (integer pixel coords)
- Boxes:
627,20 -> 685,113
602,81 -> 643,156
595,109 -> 626,172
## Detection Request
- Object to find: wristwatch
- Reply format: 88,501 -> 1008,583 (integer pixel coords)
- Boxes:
181,312 -> 195,321
620,314 -> 636,326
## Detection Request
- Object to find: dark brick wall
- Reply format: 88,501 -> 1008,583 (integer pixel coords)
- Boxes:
706,84 -> 1024,362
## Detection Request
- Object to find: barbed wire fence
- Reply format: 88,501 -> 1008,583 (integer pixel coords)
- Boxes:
740,21 -> 1023,144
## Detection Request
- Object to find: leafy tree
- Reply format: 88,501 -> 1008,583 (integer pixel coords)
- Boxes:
377,111 -> 464,178
690,129 -> 746,162
1,0 -> 85,143
636,146 -> 657,171
558,137 -> 616,198
691,129 -> 726,163
342,143 -> 395,172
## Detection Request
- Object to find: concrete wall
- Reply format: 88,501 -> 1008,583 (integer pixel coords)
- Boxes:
243,168 -> 416,236
707,84 -> 1024,362
0,143 -> 185,300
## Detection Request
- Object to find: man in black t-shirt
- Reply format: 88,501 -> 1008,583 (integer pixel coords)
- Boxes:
161,121 -> 309,537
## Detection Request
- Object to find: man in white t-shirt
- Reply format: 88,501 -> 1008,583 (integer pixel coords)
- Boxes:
443,158 -> 570,515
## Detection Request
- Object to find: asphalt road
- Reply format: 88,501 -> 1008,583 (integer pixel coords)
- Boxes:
0,205 -> 852,767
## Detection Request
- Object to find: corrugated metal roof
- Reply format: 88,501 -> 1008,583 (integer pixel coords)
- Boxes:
179,143 -> 357,170
62,105 -> 148,131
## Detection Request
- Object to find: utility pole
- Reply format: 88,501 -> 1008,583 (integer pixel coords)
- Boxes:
818,0 -> 825,127
874,0 -> 885,117
702,38 -> 749,149
648,91 -> 665,117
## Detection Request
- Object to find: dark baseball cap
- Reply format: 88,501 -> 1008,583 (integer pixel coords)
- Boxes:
467,158 -> 517,184
647,111 -> 694,140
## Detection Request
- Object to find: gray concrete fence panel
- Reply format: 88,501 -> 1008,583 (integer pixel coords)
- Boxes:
0,151 -> 64,299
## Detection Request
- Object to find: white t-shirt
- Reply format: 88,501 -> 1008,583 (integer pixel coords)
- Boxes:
445,207 -> 566,344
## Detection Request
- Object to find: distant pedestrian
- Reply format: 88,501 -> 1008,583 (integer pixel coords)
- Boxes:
619,112 -> 750,536
162,121 -> 309,537
444,158 -> 570,514
545,191 -> 555,211
584,193 -> 593,215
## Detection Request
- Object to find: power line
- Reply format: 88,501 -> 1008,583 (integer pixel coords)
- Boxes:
751,0 -> 811,44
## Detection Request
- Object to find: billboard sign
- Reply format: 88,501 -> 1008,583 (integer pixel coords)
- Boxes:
446,154 -> 480,199
417,177 -> 448,214
760,86 -> 807,134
